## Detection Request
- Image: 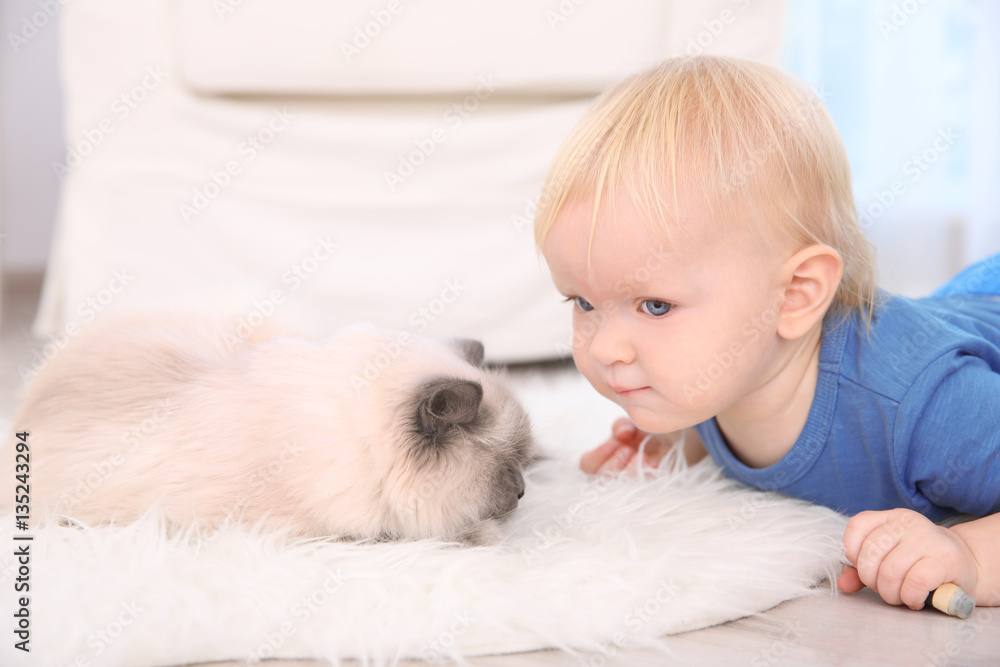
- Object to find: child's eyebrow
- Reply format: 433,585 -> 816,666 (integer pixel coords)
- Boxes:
549,281 -> 575,297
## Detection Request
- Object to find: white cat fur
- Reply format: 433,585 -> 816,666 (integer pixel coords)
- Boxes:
2,316 -> 534,544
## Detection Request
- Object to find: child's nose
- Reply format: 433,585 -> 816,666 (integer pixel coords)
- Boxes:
588,320 -> 635,366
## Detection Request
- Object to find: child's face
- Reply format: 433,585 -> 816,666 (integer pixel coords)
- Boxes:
542,195 -> 790,434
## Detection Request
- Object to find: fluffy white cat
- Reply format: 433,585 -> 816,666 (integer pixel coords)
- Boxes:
2,316 -> 535,545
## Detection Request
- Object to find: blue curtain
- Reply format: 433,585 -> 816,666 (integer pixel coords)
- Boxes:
781,0 -> 1000,295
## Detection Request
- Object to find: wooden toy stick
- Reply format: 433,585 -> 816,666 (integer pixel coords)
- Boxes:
925,583 -> 975,619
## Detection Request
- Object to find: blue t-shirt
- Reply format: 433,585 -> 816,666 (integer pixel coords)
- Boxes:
695,277 -> 1000,521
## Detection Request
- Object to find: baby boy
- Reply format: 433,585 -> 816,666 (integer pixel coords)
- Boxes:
535,55 -> 999,610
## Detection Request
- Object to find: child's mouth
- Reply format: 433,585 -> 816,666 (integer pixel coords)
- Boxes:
611,386 -> 650,397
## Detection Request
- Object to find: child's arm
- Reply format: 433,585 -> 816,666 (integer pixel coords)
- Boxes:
840,352 -> 1000,609
839,508 -> 1000,608
950,514 -> 1000,605
580,419 -> 706,475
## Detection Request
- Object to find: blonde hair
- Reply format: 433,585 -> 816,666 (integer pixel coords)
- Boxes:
534,55 -> 878,322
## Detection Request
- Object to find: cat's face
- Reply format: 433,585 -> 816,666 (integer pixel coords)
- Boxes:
348,329 -> 534,544
397,372 -> 534,543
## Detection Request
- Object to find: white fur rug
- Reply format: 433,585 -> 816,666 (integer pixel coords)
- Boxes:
0,367 -> 847,666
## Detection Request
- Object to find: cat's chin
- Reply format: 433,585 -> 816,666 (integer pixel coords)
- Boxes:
448,519 -> 505,547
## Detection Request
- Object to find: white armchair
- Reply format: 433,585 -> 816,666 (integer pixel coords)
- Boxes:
37,0 -> 785,361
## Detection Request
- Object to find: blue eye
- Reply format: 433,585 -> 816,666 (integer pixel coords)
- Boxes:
573,297 -> 594,312
640,300 -> 672,317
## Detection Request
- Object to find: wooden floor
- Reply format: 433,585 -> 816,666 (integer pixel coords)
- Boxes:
3,273 -> 999,666
192,590 -> 1000,666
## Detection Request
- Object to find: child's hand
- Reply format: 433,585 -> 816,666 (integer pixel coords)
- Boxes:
838,508 -> 980,610
579,418 -> 688,475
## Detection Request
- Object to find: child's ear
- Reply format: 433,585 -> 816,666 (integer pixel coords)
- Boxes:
777,244 -> 844,340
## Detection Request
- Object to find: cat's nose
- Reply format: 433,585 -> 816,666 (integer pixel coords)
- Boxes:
515,472 -> 525,500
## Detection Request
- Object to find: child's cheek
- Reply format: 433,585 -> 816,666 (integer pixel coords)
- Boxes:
570,316 -> 594,357
572,352 -> 613,399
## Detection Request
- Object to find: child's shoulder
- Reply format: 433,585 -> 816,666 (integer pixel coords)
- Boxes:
826,291 -> 1000,400
872,290 -> 1000,347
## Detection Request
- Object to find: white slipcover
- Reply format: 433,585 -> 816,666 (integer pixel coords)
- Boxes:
38,0 -> 785,361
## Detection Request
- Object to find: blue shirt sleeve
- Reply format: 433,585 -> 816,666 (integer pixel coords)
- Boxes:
896,351 -> 1000,517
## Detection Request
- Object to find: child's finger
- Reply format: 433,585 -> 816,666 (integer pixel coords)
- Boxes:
640,434 -> 673,462
599,444 -> 636,475
837,565 -> 865,594
854,523 -> 906,592
611,417 -> 637,441
842,510 -> 892,566
580,418 -> 643,474
872,543 -> 925,606
900,559 -> 948,611
579,439 -> 624,474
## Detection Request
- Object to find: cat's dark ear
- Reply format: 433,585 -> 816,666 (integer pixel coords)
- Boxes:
454,339 -> 485,367
418,378 -> 483,436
